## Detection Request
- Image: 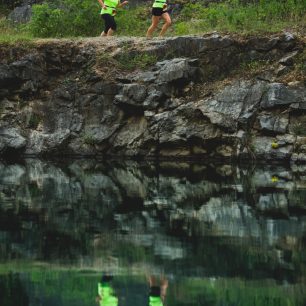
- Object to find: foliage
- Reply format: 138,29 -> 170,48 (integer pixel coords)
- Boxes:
115,5 -> 150,37
0,0 -> 22,11
28,0 -> 101,37
291,122 -> 306,136
0,266 -> 305,306
0,3 -> 10,15
116,52 -> 157,70
175,0 -> 306,35
27,0 -> 150,38
83,134 -> 98,146
28,113 -> 41,129
96,50 -> 157,70
296,49 -> 306,73
0,17 -> 33,43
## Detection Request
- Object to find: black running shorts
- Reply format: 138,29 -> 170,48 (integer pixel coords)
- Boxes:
152,7 -> 167,16
101,13 -> 117,33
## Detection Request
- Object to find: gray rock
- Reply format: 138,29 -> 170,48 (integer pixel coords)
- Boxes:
11,54 -> 46,82
291,153 -> 306,162
111,117 -> 151,155
257,114 -> 288,134
278,32 -> 297,51
143,89 -> 163,110
199,34 -> 233,52
0,127 -> 26,152
257,193 -> 288,212
8,4 -> 32,23
279,51 -> 299,66
156,58 -> 198,84
149,103 -> 221,147
83,123 -> 121,144
247,37 -> 279,51
25,130 -> 70,154
114,84 -> 147,108
0,65 -> 17,87
261,83 -> 304,109
252,136 -> 293,159
275,65 -> 292,77
198,81 -> 266,131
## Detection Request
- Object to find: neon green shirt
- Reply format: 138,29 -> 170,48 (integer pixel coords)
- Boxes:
100,0 -> 119,16
152,0 -> 167,9
98,283 -> 119,306
149,296 -> 163,306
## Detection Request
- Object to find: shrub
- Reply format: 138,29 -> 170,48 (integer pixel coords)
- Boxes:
28,0 -> 150,38
29,0 -> 101,37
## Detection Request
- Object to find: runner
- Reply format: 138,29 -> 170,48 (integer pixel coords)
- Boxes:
98,0 -> 129,37
146,0 -> 172,39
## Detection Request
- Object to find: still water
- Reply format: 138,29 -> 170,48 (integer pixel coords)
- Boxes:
0,159 -> 305,306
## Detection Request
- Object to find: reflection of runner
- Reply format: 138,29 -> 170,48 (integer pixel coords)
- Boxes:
96,275 -> 118,306
148,275 -> 168,306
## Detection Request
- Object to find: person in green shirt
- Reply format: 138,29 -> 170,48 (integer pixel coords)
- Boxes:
96,275 -> 119,306
146,0 -> 172,39
148,275 -> 168,306
97,0 -> 129,37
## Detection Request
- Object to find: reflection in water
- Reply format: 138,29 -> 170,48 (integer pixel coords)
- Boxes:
97,275 -> 118,306
0,159 -> 306,305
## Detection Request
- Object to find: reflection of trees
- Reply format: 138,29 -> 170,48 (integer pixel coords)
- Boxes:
0,273 -> 29,306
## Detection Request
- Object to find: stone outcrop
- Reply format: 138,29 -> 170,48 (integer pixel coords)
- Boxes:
0,33 -> 305,160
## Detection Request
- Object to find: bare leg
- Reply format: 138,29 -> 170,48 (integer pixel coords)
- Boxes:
160,277 -> 168,302
146,16 -> 160,39
100,31 -> 107,37
159,12 -> 171,37
107,28 -> 115,36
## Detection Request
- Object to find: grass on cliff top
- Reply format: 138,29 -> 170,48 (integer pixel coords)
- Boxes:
0,17 -> 33,44
0,0 -> 305,42
174,0 -> 306,35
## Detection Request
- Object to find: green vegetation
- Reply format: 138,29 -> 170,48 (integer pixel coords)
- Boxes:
175,0 -> 306,35
1,0 -> 306,41
28,113 -> 41,129
0,265 -> 305,306
29,0 -> 99,37
167,278 -> 306,306
0,17 -> 33,43
83,134 -> 97,146
291,122 -> 306,136
297,49 -> 306,73
96,50 -> 157,70
116,52 -> 157,70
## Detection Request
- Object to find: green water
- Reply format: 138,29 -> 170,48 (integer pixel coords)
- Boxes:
0,159 -> 305,305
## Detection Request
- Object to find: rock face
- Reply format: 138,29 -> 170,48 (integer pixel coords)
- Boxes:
0,34 -> 305,161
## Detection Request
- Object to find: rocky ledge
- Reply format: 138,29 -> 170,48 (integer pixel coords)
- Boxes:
0,33 -> 305,161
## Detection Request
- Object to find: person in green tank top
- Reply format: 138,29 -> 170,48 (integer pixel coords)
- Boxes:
147,275 -> 168,306
97,0 -> 128,37
146,0 -> 172,39
96,275 -> 119,306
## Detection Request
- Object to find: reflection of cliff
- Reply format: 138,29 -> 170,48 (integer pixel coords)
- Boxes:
0,160 -> 306,278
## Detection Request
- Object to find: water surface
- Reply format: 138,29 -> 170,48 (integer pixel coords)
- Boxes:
0,159 -> 305,305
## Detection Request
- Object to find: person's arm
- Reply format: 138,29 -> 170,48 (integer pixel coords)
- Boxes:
98,0 -> 107,9
117,0 -> 128,8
